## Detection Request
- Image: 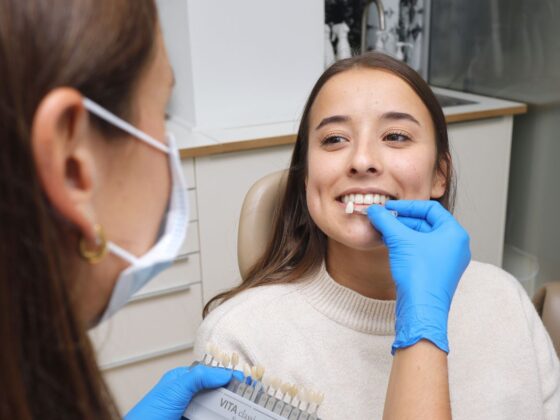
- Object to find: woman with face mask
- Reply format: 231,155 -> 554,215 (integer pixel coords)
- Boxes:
0,1 -> 471,419
0,1 -> 242,419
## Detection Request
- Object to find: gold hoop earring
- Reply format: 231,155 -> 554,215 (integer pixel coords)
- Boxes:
79,224 -> 108,264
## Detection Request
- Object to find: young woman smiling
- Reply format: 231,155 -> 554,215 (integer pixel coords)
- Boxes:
195,53 -> 560,419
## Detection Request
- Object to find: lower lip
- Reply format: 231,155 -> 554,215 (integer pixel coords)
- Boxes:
337,200 -> 375,214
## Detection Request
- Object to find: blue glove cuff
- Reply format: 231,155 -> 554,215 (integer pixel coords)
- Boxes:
392,304 -> 450,355
391,329 -> 449,355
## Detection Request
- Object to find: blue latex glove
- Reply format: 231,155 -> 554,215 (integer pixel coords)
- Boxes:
367,200 -> 471,354
125,365 -> 243,420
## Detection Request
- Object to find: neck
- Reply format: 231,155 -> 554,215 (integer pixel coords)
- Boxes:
326,239 -> 396,300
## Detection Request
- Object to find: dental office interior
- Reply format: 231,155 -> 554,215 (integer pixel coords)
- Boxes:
86,0 -> 560,413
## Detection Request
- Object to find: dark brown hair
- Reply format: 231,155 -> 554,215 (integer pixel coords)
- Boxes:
204,52 -> 455,317
0,1 -> 158,418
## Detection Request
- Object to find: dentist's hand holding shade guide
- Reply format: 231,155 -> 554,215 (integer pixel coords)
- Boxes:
367,200 -> 471,354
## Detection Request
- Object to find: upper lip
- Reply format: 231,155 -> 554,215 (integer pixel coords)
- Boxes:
336,188 -> 397,200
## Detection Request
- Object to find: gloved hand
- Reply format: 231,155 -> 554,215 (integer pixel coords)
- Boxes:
367,200 -> 471,355
125,364 -> 243,420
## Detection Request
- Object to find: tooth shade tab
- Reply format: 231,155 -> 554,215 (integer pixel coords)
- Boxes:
349,205 -> 399,217
345,201 -> 354,214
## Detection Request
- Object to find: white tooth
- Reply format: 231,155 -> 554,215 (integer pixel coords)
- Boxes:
364,194 -> 374,204
355,194 -> 364,204
345,201 -> 354,214
373,194 -> 381,204
350,194 -> 355,202
342,195 -> 349,204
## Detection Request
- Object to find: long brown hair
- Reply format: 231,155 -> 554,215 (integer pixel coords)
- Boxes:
204,52 -> 455,317
0,1 -> 158,418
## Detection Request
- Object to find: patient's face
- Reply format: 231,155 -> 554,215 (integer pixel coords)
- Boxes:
305,68 -> 445,250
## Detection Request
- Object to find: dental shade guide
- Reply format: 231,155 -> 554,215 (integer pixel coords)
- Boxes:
345,201 -> 398,217
184,345 -> 323,420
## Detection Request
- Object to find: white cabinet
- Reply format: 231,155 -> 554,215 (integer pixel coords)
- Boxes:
449,116 -> 513,266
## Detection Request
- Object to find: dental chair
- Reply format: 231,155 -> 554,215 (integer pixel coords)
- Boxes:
238,170 -> 288,280
237,171 -> 560,357
533,282 -> 560,356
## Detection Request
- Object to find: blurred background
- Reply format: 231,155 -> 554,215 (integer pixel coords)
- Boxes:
429,0 -> 560,294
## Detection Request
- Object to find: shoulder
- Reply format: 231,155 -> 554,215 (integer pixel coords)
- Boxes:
194,282 -> 304,358
458,260 -> 524,296
453,262 -> 560,394
452,260 -> 531,320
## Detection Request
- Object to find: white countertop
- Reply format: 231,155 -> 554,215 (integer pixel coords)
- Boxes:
171,87 -> 526,158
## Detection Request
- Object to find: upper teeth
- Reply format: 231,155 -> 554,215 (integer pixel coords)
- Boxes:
342,193 -> 390,205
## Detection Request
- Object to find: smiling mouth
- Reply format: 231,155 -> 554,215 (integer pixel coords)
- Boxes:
337,193 -> 395,206
336,193 -> 397,215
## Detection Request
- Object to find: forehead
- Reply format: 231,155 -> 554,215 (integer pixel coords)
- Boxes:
309,68 -> 433,128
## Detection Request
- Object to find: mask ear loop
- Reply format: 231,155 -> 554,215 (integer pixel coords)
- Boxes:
83,98 -> 170,154
79,224 -> 108,264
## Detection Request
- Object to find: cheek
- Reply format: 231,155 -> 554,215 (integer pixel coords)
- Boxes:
123,149 -> 170,249
305,150 -> 335,211
305,169 -> 328,219
391,153 -> 438,198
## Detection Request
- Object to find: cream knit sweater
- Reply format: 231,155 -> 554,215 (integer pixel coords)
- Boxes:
195,261 -> 560,419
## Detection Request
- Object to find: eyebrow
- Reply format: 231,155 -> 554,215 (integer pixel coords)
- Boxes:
380,111 -> 421,126
315,115 -> 351,130
315,111 -> 421,131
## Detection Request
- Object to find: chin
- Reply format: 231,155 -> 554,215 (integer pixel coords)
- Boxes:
348,237 -> 385,251
334,229 -> 385,251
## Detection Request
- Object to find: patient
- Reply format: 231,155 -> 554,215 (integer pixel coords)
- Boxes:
195,53 -> 560,419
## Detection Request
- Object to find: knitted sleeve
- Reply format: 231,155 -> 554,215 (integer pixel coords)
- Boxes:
518,283 -> 560,419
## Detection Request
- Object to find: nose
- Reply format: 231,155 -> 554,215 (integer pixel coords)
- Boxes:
348,140 -> 382,176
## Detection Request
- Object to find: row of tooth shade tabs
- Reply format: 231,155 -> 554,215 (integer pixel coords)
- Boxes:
198,344 -> 324,419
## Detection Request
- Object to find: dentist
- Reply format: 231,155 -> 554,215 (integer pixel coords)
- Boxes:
0,1 -> 469,419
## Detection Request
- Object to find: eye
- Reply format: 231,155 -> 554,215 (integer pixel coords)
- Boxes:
320,135 -> 348,146
384,130 -> 411,143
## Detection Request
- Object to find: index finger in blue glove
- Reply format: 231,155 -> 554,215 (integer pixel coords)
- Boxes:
385,200 -> 453,228
396,216 -> 433,233
367,204 -> 409,238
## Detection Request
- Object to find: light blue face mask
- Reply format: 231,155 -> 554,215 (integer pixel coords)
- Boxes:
83,98 -> 189,323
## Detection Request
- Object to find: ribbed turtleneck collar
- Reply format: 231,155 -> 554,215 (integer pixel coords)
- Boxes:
297,264 -> 396,335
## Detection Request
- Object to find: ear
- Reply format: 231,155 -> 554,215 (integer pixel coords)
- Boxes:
430,154 -> 448,199
31,87 -> 98,243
